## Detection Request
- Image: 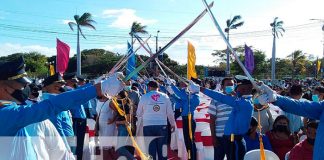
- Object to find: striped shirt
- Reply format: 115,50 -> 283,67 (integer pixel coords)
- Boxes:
208,99 -> 232,137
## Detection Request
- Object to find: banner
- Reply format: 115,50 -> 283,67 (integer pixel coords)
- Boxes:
244,44 -> 255,74
56,38 -> 70,74
126,42 -> 137,80
49,64 -> 55,76
187,41 -> 198,79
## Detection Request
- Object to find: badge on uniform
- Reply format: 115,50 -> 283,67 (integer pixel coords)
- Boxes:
153,105 -> 160,112
151,94 -> 160,101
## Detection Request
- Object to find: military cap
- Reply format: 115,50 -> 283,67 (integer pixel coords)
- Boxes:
235,75 -> 252,86
43,73 -> 66,87
63,73 -> 78,82
0,56 -> 32,85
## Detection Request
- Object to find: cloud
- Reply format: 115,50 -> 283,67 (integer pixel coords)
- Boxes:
0,43 -> 75,57
102,9 -> 158,29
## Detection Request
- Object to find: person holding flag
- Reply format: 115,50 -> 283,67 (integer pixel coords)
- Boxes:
188,75 -> 254,160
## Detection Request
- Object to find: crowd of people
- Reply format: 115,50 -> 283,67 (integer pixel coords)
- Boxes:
0,56 -> 323,160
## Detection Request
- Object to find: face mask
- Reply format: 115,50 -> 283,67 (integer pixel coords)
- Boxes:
11,89 -> 29,103
275,124 -> 288,132
312,94 -> 319,102
124,86 -> 131,91
253,98 -> 260,105
225,86 -> 234,94
307,138 -> 315,145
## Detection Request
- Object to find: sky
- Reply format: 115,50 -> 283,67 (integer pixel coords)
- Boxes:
0,0 -> 323,66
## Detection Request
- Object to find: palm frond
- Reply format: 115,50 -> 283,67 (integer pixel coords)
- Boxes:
81,23 -> 96,30
78,26 -> 87,39
230,15 -> 242,26
226,19 -> 231,28
68,22 -> 77,31
79,12 -> 93,23
231,21 -> 244,29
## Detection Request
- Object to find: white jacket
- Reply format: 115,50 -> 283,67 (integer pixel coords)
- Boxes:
137,90 -> 175,127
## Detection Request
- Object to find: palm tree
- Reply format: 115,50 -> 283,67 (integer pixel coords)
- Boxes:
129,21 -> 148,47
224,15 -> 244,75
270,17 -> 285,81
287,50 -> 306,78
68,12 -> 96,76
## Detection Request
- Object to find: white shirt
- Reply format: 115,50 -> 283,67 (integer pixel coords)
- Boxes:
25,120 -> 75,160
137,90 -> 175,126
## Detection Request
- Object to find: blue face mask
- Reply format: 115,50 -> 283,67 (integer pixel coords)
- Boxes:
124,85 -> 131,91
312,94 -> 319,102
225,86 -> 234,94
253,98 -> 260,105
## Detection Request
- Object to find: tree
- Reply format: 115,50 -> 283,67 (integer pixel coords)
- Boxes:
68,12 -> 96,76
287,50 -> 306,78
129,21 -> 148,47
270,17 -> 285,81
224,15 -> 244,75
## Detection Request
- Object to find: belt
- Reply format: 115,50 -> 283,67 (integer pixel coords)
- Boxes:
223,135 -> 243,141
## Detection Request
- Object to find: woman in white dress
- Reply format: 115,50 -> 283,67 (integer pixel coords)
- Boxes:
96,99 -> 117,158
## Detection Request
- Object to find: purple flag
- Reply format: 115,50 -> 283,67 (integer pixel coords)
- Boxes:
244,44 -> 254,74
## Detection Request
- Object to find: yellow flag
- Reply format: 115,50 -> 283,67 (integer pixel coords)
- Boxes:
49,64 -> 55,76
317,59 -> 321,72
187,41 -> 198,79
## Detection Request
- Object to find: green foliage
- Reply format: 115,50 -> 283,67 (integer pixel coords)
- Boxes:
212,45 -> 318,79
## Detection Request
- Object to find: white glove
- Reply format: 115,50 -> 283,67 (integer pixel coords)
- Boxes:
256,94 -> 269,105
188,80 -> 200,93
258,83 -> 277,104
166,86 -> 174,95
101,72 -> 125,96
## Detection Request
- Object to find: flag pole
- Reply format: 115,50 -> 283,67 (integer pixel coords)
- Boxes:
124,1 -> 214,81
201,0 -> 260,90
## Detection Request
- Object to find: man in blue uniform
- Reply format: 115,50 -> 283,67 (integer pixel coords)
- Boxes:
64,73 -> 88,160
189,75 -> 254,160
258,83 -> 324,160
41,73 -> 75,151
0,57 -> 125,159
167,79 -> 200,160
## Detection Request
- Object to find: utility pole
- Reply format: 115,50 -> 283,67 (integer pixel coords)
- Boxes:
310,19 -> 324,78
156,30 -> 160,53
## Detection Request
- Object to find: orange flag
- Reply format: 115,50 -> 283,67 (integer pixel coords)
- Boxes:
187,41 -> 198,79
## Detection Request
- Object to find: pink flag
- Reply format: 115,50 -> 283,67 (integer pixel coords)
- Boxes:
56,38 -> 70,74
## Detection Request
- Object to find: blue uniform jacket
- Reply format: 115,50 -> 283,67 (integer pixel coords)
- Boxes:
170,84 -> 200,116
274,95 -> 324,160
0,85 -> 96,136
42,93 -> 74,137
69,84 -> 91,119
0,85 -> 97,159
202,88 -> 253,136
170,94 -> 181,110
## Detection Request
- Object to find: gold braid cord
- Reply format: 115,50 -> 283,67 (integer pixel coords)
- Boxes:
111,98 -> 151,160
